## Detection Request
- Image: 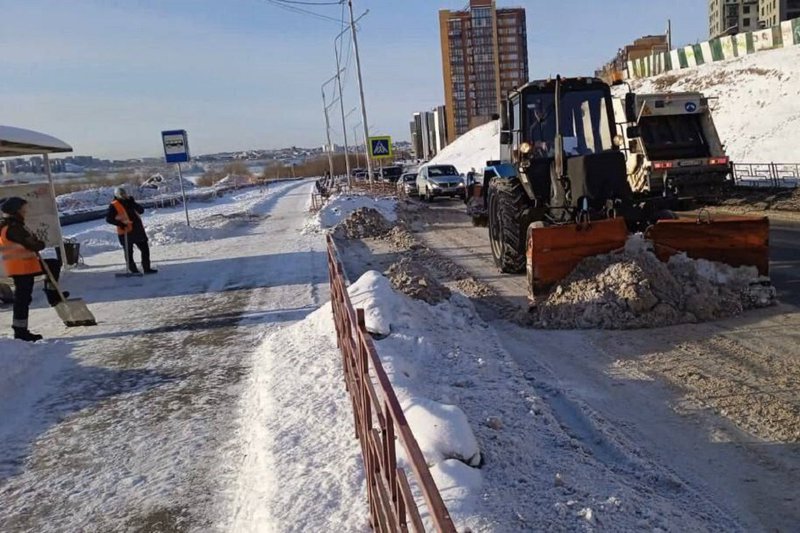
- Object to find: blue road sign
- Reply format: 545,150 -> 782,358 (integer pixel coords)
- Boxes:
368,136 -> 393,159
162,130 -> 190,163
685,102 -> 698,113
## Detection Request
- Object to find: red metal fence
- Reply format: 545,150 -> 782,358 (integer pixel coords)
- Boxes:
326,234 -> 456,533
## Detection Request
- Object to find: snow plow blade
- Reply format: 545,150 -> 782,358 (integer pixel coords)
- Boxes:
648,215 -> 770,276
527,217 -> 628,297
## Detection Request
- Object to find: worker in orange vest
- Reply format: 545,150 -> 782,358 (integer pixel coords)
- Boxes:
0,197 -> 67,342
105,187 -> 157,275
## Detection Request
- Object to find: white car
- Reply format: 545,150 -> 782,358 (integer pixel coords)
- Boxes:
416,165 -> 464,201
397,173 -> 418,196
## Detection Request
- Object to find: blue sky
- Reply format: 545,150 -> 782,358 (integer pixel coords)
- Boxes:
0,0 -> 706,159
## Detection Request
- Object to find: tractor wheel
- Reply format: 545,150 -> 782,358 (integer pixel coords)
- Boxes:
488,177 -> 532,273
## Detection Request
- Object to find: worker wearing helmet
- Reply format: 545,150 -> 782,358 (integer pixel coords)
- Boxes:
0,197 -> 67,342
106,187 -> 157,275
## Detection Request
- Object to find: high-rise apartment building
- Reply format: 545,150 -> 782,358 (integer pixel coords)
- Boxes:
709,0 -> 799,37
759,0 -> 800,27
439,0 -> 528,143
709,0 -> 760,37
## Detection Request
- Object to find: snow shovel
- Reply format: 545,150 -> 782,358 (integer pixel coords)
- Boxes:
40,257 -> 97,327
115,232 -> 143,278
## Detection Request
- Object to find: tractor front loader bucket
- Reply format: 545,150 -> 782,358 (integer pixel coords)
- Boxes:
648,215 -> 770,276
526,217 -> 628,299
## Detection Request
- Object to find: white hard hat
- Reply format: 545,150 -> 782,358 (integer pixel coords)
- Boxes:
114,187 -> 128,199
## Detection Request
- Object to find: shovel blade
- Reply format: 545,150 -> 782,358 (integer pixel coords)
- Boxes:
526,217 -> 628,296
54,299 -> 97,327
649,215 -> 770,276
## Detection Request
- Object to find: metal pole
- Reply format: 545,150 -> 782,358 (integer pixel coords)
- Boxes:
321,85 -> 336,182
43,153 -> 69,271
667,19 -> 672,50
353,124 -> 360,168
334,46 -> 352,189
176,162 -> 190,227
348,0 -> 373,185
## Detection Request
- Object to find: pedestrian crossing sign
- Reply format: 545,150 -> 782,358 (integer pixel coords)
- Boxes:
368,136 -> 393,159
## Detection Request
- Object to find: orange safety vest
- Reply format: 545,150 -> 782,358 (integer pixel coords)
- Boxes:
111,199 -> 134,235
0,225 -> 42,276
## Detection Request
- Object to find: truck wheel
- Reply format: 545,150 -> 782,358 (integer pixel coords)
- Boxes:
488,177 -> 531,273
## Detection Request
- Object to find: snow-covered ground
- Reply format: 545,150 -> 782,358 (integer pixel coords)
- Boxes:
0,179 -> 369,532
305,193 -> 397,232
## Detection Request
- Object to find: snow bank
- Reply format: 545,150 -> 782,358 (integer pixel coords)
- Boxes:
333,271 -> 484,526
529,234 -> 775,329
309,193 -> 397,232
624,45 -> 800,163
402,398 -> 481,467
428,120 -> 500,174
57,177 -> 197,214
231,301 -> 367,532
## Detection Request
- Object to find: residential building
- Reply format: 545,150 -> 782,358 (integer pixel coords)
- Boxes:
760,0 -> 800,27
409,106 -> 450,160
709,0 -> 760,37
439,0 -> 528,143
595,34 -> 669,84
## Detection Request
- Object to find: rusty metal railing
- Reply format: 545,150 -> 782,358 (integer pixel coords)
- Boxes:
326,234 -> 456,533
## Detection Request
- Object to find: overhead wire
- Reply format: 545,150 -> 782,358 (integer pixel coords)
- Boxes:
261,0 -> 346,25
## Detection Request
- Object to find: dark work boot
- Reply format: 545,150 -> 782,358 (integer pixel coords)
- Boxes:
13,327 -> 43,342
143,269 -> 158,275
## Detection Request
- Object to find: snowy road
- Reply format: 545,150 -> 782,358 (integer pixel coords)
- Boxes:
0,180 -> 347,532
403,197 -> 800,532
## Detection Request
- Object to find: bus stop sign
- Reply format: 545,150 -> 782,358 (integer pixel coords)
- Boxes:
162,130 -> 190,163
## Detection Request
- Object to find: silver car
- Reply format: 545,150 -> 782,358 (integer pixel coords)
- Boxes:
416,164 -> 464,201
397,173 -> 418,196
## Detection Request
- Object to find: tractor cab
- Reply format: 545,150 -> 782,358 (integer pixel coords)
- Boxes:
502,77 -> 631,220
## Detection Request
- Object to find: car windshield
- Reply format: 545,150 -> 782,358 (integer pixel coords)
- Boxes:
427,165 -> 458,177
526,89 -> 614,155
403,174 -> 417,182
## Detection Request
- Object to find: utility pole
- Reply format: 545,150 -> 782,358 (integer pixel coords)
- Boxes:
667,19 -> 672,50
348,0 -> 373,185
321,72 -> 340,183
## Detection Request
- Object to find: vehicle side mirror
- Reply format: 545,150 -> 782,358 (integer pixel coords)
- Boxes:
626,126 -> 641,139
500,131 -> 512,144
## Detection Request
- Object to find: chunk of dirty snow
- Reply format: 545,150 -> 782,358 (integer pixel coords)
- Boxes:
402,397 -> 481,467
429,458 -> 483,502
314,193 -> 397,230
347,271 -> 405,336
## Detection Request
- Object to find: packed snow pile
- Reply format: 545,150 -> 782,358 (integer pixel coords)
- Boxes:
332,207 -> 393,239
307,193 -> 397,233
624,45 -> 800,163
385,257 -> 451,304
139,173 -> 196,193
530,235 -> 775,329
147,211 -> 263,246
428,120 -> 500,174
214,174 -> 254,188
402,397 -> 481,467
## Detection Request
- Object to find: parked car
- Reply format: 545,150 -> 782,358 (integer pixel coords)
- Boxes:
397,172 -> 418,196
416,164 -> 464,201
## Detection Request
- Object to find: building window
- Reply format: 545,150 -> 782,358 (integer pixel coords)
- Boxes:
743,17 -> 750,25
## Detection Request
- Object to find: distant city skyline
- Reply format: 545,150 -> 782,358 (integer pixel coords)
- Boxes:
0,1 -> 707,159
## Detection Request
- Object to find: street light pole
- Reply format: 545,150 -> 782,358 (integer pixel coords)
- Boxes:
348,0 -> 373,185
321,72 -> 341,184
334,10 -> 367,190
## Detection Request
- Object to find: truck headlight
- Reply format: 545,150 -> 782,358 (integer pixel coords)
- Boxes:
520,142 -> 533,154
613,135 -> 624,147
